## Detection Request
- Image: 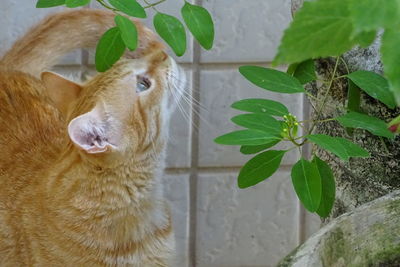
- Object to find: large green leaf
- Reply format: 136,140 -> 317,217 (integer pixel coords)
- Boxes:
181,2 -> 214,50
293,59 -> 316,84
36,0 -> 65,8
240,141 -> 280,155
215,130 -> 281,146
382,28 -> 400,104
274,0 -> 355,64
349,0 -> 400,34
347,71 -> 396,109
353,30 -> 377,48
231,99 -> 289,117
65,0 -> 89,7
231,114 -> 282,136
238,150 -> 286,188
347,79 -> 361,113
95,27 -> 126,72
336,112 -> 395,139
312,156 -> 335,218
308,134 -> 370,161
291,158 -> 322,212
154,13 -> 186,57
239,66 -> 305,94
115,15 -> 138,51
109,0 -> 146,18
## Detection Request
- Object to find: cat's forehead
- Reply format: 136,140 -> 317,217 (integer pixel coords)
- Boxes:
120,51 -> 169,74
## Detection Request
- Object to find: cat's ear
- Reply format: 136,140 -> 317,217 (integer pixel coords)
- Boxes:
41,72 -> 82,116
67,104 -> 120,154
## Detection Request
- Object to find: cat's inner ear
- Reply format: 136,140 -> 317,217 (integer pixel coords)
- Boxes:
67,104 -> 120,154
41,71 -> 82,116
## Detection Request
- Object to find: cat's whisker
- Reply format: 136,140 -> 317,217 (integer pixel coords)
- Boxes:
169,84 -> 195,131
174,87 -> 213,131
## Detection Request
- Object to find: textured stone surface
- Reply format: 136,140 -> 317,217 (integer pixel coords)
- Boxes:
0,1 -> 81,65
89,0 -> 193,64
162,173 -> 190,267
198,69 -> 304,167
289,0 -> 400,222
196,171 -> 299,267
278,191 -> 400,267
200,0 -> 291,63
308,56 -> 400,221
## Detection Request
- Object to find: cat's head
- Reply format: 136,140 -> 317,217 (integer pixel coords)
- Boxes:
41,50 -> 186,163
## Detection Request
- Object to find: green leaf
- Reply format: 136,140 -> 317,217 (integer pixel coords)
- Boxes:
291,158 -> 321,212
239,66 -> 305,94
115,15 -> 138,51
347,71 -> 396,109
346,80 -> 361,135
382,28 -> 400,104
240,141 -> 280,155
308,134 -> 370,161
353,30 -> 377,48
181,2 -> 214,50
231,99 -> 289,117
231,114 -> 282,136
95,27 -> 126,72
214,130 -> 281,146
293,59 -> 316,84
238,150 -> 286,188
274,0 -> 354,65
347,79 -> 361,113
349,0 -> 400,34
65,0 -> 89,7
109,0 -> 146,18
336,112 -> 395,139
36,0 -> 65,8
312,156 -> 335,218
154,13 -> 186,57
388,114 -> 400,134
286,63 -> 299,75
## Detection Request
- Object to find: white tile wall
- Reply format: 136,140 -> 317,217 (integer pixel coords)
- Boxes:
0,0 -> 82,65
200,0 -> 292,63
163,173 -> 190,267
0,1 -> 319,266
196,171 -> 299,267
198,69 -> 303,168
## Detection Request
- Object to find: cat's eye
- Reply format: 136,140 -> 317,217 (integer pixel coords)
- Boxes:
137,76 -> 151,93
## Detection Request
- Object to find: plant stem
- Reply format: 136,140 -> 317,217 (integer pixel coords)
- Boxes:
96,0 -> 118,11
333,75 -> 347,81
143,0 -> 166,9
340,56 -> 350,75
299,118 -> 336,124
142,0 -> 159,12
308,57 -> 340,135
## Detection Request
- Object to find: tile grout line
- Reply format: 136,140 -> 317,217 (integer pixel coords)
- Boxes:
80,3 -> 91,79
298,92 -> 312,245
188,0 -> 202,265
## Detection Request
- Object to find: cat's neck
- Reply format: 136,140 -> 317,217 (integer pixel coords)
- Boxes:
41,145 -> 168,241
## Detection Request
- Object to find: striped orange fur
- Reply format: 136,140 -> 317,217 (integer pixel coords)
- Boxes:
0,9 -> 185,266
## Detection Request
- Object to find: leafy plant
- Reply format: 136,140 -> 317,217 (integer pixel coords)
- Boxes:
36,0 -> 214,72
35,0 -> 400,219
216,0 -> 400,218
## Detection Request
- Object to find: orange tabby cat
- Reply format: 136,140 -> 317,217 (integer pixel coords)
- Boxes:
0,9 -> 186,266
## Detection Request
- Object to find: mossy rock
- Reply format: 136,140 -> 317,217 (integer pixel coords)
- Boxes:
278,191 -> 400,267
